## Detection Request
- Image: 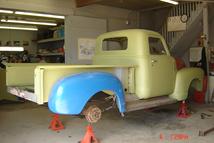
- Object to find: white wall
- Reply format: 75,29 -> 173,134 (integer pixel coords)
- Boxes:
65,4 -> 140,64
65,16 -> 106,64
73,4 -> 139,31
0,29 -> 37,54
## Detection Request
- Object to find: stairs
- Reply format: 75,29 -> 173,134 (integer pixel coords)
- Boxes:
160,2 -> 203,57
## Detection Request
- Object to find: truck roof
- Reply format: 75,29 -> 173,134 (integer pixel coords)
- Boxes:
98,29 -> 161,38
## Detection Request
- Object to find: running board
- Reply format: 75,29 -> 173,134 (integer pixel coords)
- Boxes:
126,96 -> 177,112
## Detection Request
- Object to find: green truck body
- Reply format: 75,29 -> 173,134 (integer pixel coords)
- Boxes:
5,29 -> 204,117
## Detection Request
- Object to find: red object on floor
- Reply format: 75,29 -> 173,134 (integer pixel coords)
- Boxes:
49,114 -> 64,131
194,76 -> 207,104
177,101 -> 190,118
80,125 -> 99,143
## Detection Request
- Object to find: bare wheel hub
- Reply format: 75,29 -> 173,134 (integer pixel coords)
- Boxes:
84,105 -> 102,123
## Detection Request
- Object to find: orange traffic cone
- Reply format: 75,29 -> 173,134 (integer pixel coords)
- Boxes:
49,114 -> 64,131
80,125 -> 99,143
177,101 -> 190,118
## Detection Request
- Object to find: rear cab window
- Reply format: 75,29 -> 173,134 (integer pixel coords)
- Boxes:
102,37 -> 128,51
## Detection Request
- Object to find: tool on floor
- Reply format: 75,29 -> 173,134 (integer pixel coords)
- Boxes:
199,127 -> 214,136
49,114 -> 64,131
200,113 -> 212,119
177,101 -> 190,118
79,124 -> 99,143
208,109 -> 214,112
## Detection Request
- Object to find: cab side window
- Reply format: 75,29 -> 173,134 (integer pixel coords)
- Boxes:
149,37 -> 166,55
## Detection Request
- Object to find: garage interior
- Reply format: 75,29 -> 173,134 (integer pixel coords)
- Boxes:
0,0 -> 214,143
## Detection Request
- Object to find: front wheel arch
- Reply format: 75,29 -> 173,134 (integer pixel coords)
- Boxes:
170,68 -> 204,101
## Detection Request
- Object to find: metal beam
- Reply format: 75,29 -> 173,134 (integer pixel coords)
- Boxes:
179,0 -> 214,3
75,0 -> 104,7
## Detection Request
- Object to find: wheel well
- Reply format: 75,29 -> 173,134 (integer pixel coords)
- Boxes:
187,78 -> 202,100
82,91 -> 116,114
189,78 -> 202,91
89,91 -> 113,102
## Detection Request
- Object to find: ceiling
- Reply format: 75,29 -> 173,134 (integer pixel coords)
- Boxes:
97,0 -> 170,10
76,0 -> 172,10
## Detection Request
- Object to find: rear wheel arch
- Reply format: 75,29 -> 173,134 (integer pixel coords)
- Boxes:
48,72 -> 126,115
81,91 -> 122,123
82,90 -> 124,113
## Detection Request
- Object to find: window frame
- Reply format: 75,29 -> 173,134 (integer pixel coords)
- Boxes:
148,36 -> 167,55
102,37 -> 128,51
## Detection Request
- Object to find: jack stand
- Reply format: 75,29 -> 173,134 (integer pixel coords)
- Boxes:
80,125 -> 99,143
49,114 -> 64,131
177,101 -> 190,118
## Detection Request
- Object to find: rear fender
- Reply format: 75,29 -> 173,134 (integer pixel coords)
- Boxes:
48,72 -> 126,115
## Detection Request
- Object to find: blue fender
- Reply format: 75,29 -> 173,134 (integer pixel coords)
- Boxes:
48,72 -> 126,115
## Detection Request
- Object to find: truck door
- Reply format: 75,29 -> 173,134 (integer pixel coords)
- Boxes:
148,36 -> 176,97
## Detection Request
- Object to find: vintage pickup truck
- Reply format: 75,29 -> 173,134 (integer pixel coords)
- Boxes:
6,29 -> 204,122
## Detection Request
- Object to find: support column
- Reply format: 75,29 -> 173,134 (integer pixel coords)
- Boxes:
202,2 -> 210,103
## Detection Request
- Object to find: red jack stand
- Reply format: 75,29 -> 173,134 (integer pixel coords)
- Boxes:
177,101 -> 190,118
80,125 -> 99,143
49,114 -> 64,131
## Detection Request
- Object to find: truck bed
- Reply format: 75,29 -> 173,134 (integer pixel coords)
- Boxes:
6,63 -> 135,104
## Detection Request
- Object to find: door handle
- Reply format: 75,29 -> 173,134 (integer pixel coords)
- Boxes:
151,59 -> 157,63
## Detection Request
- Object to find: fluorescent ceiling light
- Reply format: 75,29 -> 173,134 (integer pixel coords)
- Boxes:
160,0 -> 179,5
15,11 -> 65,19
0,46 -> 24,52
0,9 -> 13,14
1,19 -> 57,26
0,25 -> 38,31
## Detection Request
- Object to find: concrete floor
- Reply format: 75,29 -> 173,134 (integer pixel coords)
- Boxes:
0,101 -> 214,143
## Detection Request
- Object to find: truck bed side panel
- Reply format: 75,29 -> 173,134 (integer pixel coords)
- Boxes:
35,65 -> 132,104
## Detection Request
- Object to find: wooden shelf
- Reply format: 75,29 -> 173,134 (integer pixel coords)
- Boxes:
37,37 -> 64,43
37,53 -> 64,56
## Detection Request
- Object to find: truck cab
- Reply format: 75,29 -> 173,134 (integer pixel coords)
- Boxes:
93,29 -> 201,100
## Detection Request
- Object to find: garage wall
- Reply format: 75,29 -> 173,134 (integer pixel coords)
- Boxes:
67,5 -> 139,64
209,4 -> 214,47
140,7 -> 170,32
65,16 -> 106,64
0,0 -> 140,64
0,0 -> 139,31
73,4 -> 139,31
0,29 -> 37,54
